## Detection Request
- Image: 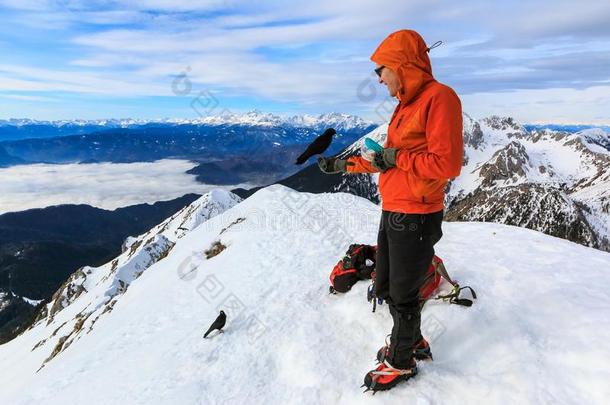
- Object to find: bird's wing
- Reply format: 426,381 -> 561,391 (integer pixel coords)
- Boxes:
296,144 -> 317,164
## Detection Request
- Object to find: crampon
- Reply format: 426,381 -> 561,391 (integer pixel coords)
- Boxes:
362,358 -> 417,393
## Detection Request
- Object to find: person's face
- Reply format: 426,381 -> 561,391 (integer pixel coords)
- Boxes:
376,64 -> 401,98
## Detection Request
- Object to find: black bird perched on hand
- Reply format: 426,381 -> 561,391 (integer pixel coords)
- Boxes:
203,310 -> 226,338
295,128 -> 336,165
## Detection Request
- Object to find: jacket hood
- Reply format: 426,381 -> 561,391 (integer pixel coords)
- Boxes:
371,30 -> 435,104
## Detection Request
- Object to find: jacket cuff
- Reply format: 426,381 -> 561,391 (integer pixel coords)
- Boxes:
395,149 -> 412,172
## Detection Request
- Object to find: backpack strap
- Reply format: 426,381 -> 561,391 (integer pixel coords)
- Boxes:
433,261 -> 477,307
434,285 -> 477,307
434,260 -> 457,286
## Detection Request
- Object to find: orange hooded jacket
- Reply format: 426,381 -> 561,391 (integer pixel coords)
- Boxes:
347,30 -> 463,214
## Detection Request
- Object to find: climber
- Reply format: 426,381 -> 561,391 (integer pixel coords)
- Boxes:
318,29 -> 464,392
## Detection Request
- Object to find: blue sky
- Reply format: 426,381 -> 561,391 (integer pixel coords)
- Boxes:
1,0 -> 609,124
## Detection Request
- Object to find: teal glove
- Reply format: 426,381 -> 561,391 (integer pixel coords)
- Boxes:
371,148 -> 398,172
317,157 -> 354,174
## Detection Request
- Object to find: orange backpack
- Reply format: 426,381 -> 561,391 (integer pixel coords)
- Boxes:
329,244 -> 377,293
328,244 -> 476,311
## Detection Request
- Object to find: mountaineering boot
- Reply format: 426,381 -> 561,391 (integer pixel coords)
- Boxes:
412,337 -> 433,360
363,304 -> 423,392
377,336 -> 433,363
363,358 -> 417,392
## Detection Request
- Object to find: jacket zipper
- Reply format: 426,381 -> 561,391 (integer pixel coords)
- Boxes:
395,116 -> 404,129
388,103 -> 402,127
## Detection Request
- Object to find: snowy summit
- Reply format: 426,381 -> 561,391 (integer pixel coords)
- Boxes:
0,185 -> 609,404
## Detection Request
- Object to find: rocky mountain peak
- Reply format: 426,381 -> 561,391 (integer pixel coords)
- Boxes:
482,115 -> 523,132
478,141 -> 531,188
463,113 -> 485,150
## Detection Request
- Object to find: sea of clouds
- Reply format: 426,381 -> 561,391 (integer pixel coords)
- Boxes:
0,159 -> 242,214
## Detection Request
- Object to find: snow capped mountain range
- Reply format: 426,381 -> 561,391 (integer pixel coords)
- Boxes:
1,185 -> 609,404
5,109 -> 604,251
0,112 -> 378,181
446,114 -> 610,251
318,114 -> 610,252
182,111 -> 375,131
0,111 -> 374,132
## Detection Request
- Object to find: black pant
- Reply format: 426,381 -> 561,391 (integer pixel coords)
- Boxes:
374,209 -> 443,367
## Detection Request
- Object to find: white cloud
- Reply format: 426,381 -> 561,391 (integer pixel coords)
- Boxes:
0,93 -> 57,102
461,85 -> 610,125
118,0 -> 238,12
0,1 -> 433,105
2,0 -> 610,122
0,159 -> 247,214
0,63 -> 172,96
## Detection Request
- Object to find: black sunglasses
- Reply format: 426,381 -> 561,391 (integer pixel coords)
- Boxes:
374,65 -> 385,77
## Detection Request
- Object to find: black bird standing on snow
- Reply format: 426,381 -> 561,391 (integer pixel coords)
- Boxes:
295,128 -> 336,165
203,310 -> 226,338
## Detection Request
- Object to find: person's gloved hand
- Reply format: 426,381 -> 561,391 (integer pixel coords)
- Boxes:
371,148 -> 398,172
317,156 -> 354,174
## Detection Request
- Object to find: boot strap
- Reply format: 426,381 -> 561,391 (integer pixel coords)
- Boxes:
371,360 -> 416,376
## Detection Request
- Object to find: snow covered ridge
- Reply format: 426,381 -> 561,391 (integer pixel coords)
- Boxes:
0,292 -> 43,310
1,185 -> 609,404
20,189 -> 240,370
0,111 -> 375,131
